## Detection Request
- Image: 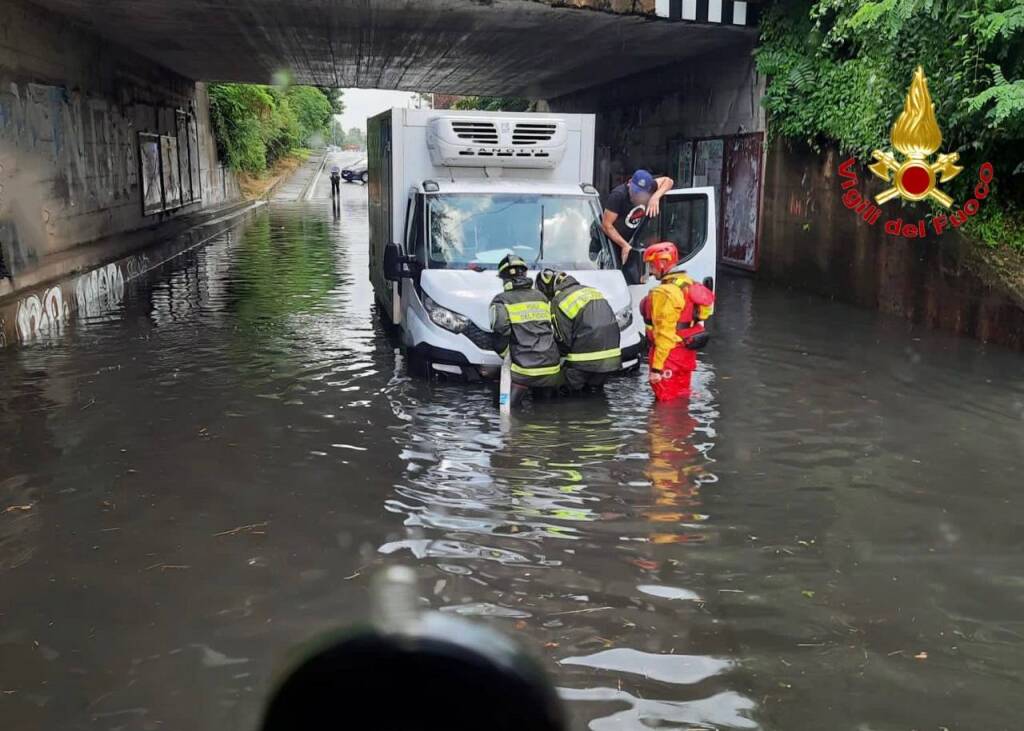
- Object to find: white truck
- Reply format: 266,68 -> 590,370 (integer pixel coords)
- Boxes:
367,107 -> 716,380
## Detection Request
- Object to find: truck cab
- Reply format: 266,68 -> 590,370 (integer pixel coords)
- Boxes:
368,109 -> 643,380
383,180 -> 641,379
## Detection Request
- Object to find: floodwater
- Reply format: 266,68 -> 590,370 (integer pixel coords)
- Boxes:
2,183 -> 1024,731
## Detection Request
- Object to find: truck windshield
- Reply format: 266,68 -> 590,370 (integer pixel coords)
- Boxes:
426,194 -> 613,271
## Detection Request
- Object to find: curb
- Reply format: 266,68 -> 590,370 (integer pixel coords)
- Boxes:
301,152 -> 329,201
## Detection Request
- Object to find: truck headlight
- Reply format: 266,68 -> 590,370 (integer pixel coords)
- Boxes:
615,305 -> 634,330
423,294 -> 469,333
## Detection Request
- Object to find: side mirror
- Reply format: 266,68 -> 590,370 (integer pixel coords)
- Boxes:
384,243 -> 416,282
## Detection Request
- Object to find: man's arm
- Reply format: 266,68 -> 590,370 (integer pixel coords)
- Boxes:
601,209 -> 632,264
645,176 -> 675,218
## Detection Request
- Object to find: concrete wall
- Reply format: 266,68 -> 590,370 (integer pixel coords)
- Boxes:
759,137 -> 1024,350
0,0 -> 235,281
550,43 -> 764,191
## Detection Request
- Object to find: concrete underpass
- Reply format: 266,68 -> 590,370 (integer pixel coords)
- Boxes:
1,0 -> 766,309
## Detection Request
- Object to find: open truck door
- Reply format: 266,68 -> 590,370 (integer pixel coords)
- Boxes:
627,186 -> 717,321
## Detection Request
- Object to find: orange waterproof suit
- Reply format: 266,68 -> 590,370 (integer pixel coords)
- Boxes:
640,272 -> 715,401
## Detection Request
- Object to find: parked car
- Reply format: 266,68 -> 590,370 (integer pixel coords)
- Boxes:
342,159 -> 369,183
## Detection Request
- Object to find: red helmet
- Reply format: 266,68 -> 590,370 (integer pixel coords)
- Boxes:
643,242 -> 679,277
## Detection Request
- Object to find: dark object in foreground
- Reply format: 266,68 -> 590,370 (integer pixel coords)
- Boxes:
261,569 -> 565,731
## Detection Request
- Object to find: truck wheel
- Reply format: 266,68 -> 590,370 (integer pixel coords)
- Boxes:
360,171 -> 369,184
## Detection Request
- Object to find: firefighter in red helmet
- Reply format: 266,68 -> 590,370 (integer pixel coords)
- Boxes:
639,242 -> 715,402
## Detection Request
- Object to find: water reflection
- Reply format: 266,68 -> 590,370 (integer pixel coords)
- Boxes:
380,362 -> 731,728
644,387 -> 718,547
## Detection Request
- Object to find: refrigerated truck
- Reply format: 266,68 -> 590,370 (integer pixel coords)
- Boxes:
367,107 -> 716,380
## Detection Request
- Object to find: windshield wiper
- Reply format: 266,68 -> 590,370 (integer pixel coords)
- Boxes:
533,204 -> 545,268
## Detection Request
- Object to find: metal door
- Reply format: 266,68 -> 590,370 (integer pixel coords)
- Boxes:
627,187 -> 718,317
721,133 -> 763,269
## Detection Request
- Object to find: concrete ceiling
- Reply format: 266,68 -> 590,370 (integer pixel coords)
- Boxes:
28,0 -> 757,98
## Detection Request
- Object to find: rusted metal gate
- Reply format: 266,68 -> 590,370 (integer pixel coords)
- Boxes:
721,133 -> 763,269
671,131 -> 764,270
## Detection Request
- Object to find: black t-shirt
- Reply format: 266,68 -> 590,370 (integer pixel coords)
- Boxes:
604,183 -> 648,246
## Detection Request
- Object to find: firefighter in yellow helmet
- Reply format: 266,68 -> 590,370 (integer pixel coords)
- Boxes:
536,268 -> 621,393
490,254 -> 563,407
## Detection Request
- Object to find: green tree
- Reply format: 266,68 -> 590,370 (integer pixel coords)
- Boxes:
451,96 -> 530,112
330,118 -> 347,147
285,86 -> 334,146
208,84 -> 276,172
346,127 -> 365,148
320,88 -> 346,115
755,0 -> 1024,249
208,83 -> 341,173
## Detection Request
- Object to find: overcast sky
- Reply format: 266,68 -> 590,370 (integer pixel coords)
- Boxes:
335,89 -> 423,132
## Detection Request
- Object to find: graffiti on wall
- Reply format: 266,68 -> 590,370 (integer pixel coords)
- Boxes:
0,81 -> 214,273
0,82 -> 140,211
9,261 -> 127,344
15,286 -> 68,343
76,263 -> 125,319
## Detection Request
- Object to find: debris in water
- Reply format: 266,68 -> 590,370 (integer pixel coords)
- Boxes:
214,522 -> 268,537
914,651 -> 928,660
3,504 -> 33,513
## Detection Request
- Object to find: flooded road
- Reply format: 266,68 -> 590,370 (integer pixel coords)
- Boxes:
2,183 -> 1024,731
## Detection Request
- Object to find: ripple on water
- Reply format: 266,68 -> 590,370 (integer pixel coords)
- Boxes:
559,688 -> 759,730
560,648 -> 733,685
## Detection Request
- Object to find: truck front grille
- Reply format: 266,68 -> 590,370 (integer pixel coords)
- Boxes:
462,323 -> 494,351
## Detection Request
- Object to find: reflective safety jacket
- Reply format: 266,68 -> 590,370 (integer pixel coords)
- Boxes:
550,277 -> 622,373
489,278 -> 562,385
643,272 -> 715,371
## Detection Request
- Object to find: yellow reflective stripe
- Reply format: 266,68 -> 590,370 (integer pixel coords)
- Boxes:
510,363 -> 561,377
506,300 -> 551,324
558,287 -> 603,319
566,347 -> 621,362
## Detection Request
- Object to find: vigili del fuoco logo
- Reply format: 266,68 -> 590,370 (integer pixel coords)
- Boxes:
837,66 -> 994,239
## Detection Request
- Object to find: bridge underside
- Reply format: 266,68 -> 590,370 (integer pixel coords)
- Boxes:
28,0 -> 756,97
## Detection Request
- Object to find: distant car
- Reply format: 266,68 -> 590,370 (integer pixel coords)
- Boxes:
342,159 -> 368,184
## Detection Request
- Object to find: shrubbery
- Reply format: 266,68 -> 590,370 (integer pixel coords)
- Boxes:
209,84 -> 341,173
756,0 -> 1024,250
451,96 -> 530,112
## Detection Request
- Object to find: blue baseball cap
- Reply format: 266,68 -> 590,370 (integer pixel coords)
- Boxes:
628,169 -> 656,197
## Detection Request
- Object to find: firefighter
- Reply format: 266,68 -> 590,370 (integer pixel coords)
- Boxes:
536,269 -> 621,393
639,242 -> 715,402
490,254 -> 563,406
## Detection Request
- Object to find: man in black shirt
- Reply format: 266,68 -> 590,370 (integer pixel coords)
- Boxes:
601,169 -> 674,283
